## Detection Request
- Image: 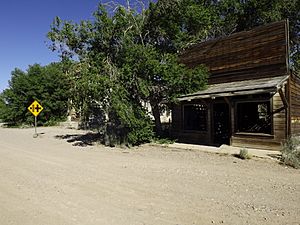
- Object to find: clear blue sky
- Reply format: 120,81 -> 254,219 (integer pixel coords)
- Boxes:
0,0 -> 143,92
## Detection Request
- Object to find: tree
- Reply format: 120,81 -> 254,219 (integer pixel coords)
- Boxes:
145,0 -> 219,51
0,93 -> 6,121
1,63 -> 70,125
47,2 -> 208,145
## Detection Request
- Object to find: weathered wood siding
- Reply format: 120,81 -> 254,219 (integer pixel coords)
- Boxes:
180,20 -> 289,84
290,74 -> 300,135
273,90 -> 287,141
231,135 -> 282,150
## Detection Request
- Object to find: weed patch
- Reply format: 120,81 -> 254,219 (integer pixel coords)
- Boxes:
281,136 -> 300,169
236,148 -> 252,160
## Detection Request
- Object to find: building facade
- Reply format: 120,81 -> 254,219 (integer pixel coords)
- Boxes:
171,20 -> 300,150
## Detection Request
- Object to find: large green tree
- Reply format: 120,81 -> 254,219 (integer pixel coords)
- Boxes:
47,3 -> 208,145
144,0 -> 219,51
1,63 -> 70,125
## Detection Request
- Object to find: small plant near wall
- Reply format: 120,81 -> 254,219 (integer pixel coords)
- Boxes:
281,136 -> 300,169
238,148 -> 252,160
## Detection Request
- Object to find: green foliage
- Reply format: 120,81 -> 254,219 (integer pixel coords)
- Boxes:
1,63 -> 70,126
43,117 -> 65,127
47,1 -> 208,146
153,137 -> 175,145
0,93 -> 6,121
146,0 -> 218,51
281,136 -> 300,169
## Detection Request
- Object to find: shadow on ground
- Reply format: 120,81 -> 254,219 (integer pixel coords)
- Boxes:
267,153 -> 282,160
55,132 -> 102,147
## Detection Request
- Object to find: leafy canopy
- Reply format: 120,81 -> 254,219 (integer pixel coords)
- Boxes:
47,2 -> 208,145
0,63 -> 70,126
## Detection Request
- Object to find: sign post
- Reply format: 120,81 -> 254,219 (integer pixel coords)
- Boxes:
35,116 -> 37,136
28,100 -> 43,138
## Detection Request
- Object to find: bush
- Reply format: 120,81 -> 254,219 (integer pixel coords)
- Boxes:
43,118 -> 65,127
238,148 -> 252,160
153,137 -> 175,145
281,136 -> 300,169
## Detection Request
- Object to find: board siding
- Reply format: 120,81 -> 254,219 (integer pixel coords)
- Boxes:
180,20 -> 288,84
290,74 -> 300,135
231,136 -> 281,150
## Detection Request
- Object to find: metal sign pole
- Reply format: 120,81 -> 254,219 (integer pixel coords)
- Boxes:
34,116 -> 37,138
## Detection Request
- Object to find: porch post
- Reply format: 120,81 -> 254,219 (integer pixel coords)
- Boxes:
224,97 -> 234,145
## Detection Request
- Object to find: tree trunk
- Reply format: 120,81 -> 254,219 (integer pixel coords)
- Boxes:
150,102 -> 162,136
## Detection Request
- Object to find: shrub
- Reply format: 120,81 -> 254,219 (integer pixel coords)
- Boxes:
153,137 -> 175,145
43,118 -> 64,127
238,148 -> 252,160
281,136 -> 300,169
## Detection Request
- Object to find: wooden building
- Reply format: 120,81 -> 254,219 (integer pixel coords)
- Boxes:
171,20 -> 300,150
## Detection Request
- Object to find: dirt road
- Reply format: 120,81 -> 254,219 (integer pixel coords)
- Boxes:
0,127 -> 299,225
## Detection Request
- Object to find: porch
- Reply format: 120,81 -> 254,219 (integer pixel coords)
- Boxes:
171,75 -> 289,150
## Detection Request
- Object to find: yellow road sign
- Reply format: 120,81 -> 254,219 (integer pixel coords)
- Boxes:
28,100 -> 43,117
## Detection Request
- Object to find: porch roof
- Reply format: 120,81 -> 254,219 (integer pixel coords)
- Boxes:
179,75 -> 289,101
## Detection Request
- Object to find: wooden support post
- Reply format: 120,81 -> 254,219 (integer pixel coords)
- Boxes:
224,97 -> 234,144
278,87 -> 290,139
223,96 -> 230,105
278,88 -> 289,108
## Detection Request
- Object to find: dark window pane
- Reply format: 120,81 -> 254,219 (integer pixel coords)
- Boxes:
236,101 -> 271,134
183,104 -> 207,131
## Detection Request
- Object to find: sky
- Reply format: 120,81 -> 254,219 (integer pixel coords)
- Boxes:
0,0 -> 140,92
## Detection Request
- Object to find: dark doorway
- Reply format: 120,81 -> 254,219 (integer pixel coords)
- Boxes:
212,103 -> 230,145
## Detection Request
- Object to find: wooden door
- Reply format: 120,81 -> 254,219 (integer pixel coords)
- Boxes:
212,103 -> 230,145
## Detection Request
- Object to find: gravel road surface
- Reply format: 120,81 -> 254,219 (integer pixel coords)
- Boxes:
0,127 -> 299,225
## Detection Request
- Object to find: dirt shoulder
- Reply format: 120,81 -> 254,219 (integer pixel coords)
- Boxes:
0,127 -> 299,225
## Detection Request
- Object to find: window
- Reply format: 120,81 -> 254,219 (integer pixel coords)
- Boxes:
183,104 -> 207,131
236,101 -> 271,134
